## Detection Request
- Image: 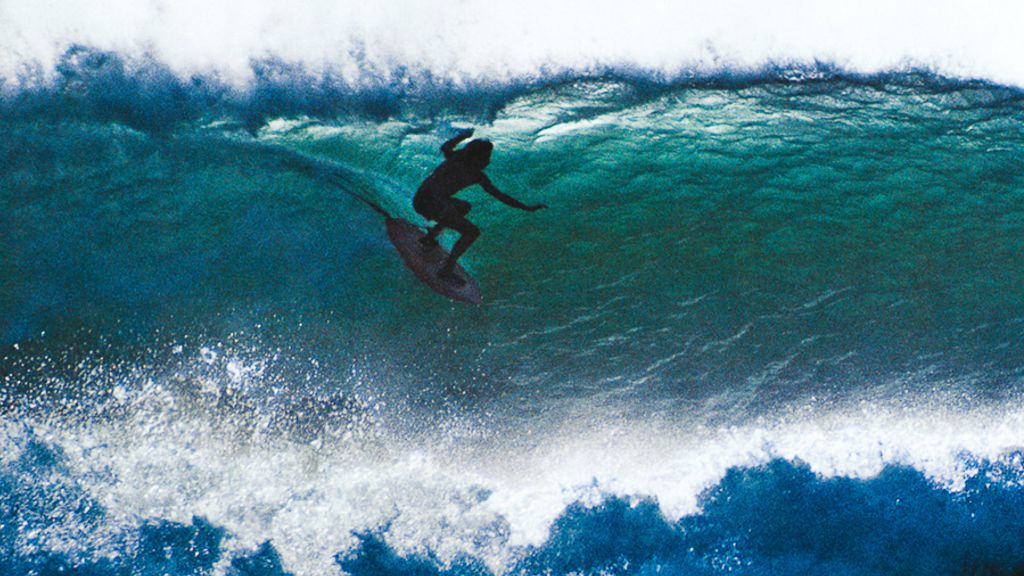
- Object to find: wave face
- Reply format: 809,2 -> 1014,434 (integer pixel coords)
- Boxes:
4,46 -> 1024,575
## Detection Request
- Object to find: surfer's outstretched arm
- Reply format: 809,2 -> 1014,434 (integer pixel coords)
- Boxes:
441,128 -> 475,159
480,175 -> 546,212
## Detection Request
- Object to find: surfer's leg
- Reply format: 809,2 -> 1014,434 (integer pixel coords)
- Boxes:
430,199 -> 476,284
439,215 -> 479,278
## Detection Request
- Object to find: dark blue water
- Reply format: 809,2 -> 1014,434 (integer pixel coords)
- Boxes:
3,47 -> 1024,575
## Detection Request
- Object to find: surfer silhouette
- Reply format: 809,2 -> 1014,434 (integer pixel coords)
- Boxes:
413,128 -> 546,286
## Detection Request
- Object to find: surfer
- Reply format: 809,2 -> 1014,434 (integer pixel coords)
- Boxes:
413,128 -> 546,286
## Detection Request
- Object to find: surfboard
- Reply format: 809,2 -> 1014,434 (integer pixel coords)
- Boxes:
386,217 -> 483,304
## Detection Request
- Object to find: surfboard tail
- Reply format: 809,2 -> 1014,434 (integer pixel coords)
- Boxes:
386,218 -> 482,304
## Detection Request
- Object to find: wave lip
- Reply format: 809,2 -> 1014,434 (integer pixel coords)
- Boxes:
4,42 -> 1021,136
2,1 -> 1024,89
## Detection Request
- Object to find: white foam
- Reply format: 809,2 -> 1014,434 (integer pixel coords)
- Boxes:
6,345 -> 1024,575
2,1 -> 1023,88
9,393 -> 1023,576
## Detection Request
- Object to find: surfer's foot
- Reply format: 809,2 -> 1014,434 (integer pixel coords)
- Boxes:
438,268 -> 465,287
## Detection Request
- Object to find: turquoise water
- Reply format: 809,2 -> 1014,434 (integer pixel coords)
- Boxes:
3,53 -> 1024,574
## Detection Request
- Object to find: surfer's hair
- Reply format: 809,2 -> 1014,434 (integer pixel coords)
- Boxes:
460,140 -> 493,170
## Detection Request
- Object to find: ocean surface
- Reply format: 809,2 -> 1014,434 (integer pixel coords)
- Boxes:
4,3 -> 1024,575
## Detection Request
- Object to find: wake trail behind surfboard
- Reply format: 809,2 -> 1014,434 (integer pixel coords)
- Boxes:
211,136 -> 398,220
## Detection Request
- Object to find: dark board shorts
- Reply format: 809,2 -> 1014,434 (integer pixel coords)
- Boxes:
413,190 -> 471,222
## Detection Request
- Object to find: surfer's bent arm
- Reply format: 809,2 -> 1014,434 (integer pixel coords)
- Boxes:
441,129 -> 475,159
480,175 -> 546,212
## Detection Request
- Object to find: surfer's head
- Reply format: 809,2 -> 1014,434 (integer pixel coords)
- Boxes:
460,140 -> 493,170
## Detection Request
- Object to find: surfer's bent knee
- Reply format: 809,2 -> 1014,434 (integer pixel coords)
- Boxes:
444,217 -> 479,240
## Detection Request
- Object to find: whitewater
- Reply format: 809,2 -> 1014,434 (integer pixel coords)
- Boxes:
3,2 -> 1024,575
3,0 -> 1024,88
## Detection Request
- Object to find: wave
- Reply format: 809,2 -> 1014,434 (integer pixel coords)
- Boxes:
5,29 -> 1024,574
342,456 -> 1024,576
4,419 -> 1024,576
3,1 -> 1024,90
4,338 -> 1024,575
4,44 -> 1023,135
4,73 -> 1023,377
